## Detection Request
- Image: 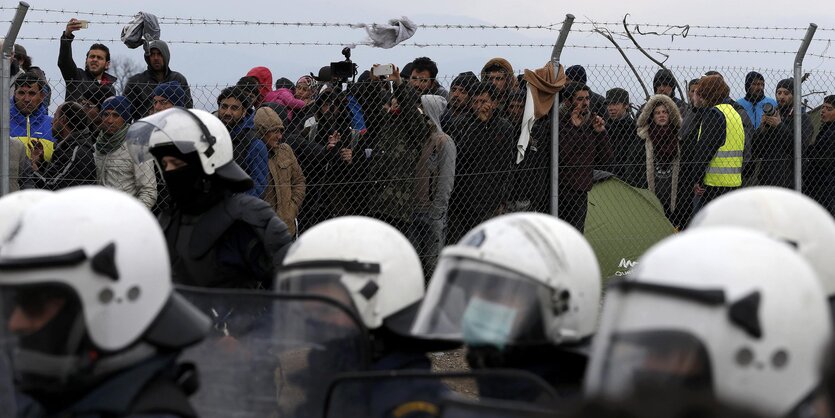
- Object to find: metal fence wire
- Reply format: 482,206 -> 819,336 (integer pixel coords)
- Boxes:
3,13 -> 834,278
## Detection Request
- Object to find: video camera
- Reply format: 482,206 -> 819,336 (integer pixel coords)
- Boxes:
330,47 -> 358,83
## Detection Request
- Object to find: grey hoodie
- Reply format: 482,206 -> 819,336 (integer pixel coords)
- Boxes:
416,95 -> 457,219
123,40 -> 193,121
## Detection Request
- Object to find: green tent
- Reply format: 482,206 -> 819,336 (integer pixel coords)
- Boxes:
584,171 -> 676,280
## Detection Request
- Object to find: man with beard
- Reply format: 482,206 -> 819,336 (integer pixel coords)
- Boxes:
480,58 -> 519,118
124,40 -> 193,121
58,18 -> 116,102
558,82 -> 613,232
441,71 -> 479,131
753,78 -> 813,189
216,86 -> 269,198
29,102 -> 97,190
94,96 -> 157,209
737,71 -> 778,130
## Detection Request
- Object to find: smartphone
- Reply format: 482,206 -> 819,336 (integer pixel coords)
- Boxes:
373,64 -> 394,77
79,20 -> 89,29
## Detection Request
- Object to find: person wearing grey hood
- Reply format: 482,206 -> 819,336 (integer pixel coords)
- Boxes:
411,95 -> 456,279
124,40 -> 193,121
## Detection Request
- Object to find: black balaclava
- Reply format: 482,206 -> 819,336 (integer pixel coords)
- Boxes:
153,145 -> 227,214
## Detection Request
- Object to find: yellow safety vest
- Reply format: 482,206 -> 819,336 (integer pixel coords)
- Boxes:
14,115 -> 55,162
698,104 -> 744,187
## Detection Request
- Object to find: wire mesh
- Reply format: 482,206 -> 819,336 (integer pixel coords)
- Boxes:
5,15 -> 835,279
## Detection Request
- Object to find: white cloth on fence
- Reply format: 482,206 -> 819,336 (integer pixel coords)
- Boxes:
359,17 -> 418,49
516,84 -> 537,164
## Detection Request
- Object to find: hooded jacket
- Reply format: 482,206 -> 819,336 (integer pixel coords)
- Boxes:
124,40 -> 193,121
228,112 -> 269,198
480,58 -> 520,116
415,95 -> 456,220
10,97 -> 55,162
637,94 -> 683,213
255,107 -> 306,236
246,67 -> 273,103
58,32 -> 118,102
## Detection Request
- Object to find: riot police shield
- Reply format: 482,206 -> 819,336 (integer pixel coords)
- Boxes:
321,369 -> 560,418
177,285 -> 371,418
438,396 -> 558,418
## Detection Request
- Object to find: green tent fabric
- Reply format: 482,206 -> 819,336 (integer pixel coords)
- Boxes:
584,171 -> 676,280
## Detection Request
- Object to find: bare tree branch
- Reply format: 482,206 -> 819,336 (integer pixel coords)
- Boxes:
622,14 -> 688,103
591,23 -> 651,102
110,56 -> 144,95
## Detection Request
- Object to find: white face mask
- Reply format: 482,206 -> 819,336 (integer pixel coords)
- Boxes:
461,297 -> 518,351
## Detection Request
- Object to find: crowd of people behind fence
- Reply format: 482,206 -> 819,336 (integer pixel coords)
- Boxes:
8,14 -> 835,418
7,17 -> 835,270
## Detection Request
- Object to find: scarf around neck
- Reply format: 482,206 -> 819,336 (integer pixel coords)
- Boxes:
95,125 -> 129,155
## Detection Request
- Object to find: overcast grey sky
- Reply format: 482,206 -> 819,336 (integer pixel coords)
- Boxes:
4,0 -> 834,108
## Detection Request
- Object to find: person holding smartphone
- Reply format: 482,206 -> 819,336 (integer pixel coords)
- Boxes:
557,82 -> 613,232
58,18 -> 117,102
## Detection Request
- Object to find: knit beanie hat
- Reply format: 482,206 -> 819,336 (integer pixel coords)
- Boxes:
101,96 -> 132,122
450,71 -> 479,94
776,78 -> 794,94
744,71 -> 765,92
565,65 -> 588,85
153,81 -> 185,107
254,106 -> 284,138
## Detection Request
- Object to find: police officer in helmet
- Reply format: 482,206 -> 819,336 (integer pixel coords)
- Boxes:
127,107 -> 293,289
0,186 -> 211,417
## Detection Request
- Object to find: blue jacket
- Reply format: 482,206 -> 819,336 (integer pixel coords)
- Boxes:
737,96 -> 777,129
229,112 -> 268,198
10,98 -> 55,161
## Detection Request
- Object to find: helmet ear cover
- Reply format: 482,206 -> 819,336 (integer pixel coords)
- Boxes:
177,106 -> 217,158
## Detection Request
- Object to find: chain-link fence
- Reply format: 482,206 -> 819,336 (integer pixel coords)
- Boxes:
5,25 -> 835,278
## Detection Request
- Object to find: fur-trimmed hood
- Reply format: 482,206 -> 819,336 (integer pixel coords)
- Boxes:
637,94 -> 683,140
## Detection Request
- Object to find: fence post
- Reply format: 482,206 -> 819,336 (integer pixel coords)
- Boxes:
550,14 -> 574,217
0,1 -> 30,198
793,23 -> 817,192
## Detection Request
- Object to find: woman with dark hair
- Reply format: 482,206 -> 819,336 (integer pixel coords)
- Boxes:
637,94 -> 683,220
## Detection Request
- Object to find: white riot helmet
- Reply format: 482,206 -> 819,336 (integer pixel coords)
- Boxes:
690,186 -> 835,298
411,213 -> 602,349
126,107 -> 252,191
0,189 -> 52,242
0,187 -> 209,390
584,227 -> 831,416
277,216 -> 424,332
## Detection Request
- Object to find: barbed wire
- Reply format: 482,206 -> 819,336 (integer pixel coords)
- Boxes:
15,36 -> 834,58
577,21 -> 835,32
5,7 -> 834,32
0,7 -> 560,30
